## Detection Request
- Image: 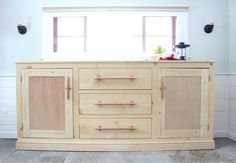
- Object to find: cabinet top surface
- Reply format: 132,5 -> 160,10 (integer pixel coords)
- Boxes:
16,60 -> 215,64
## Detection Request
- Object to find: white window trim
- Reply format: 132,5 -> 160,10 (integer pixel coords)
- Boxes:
42,6 -> 189,12
42,6 -> 189,60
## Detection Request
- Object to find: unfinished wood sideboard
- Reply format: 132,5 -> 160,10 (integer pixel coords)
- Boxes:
16,61 -> 215,151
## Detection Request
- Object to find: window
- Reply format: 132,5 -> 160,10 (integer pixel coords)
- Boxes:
53,16 -> 86,53
42,7 -> 188,59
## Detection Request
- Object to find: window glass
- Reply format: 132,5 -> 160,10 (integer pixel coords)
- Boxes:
145,17 -> 172,36
146,37 -> 173,53
57,17 -> 84,36
86,14 -> 142,54
57,37 -> 84,54
42,7 -> 188,59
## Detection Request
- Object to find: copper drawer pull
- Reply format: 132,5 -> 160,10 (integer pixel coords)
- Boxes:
65,77 -> 71,100
95,125 -> 136,131
159,77 -> 165,99
94,101 -> 136,106
94,75 -> 136,80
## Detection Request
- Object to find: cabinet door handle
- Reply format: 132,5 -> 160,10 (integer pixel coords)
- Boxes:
95,125 -> 136,131
160,77 -> 165,99
65,77 -> 71,100
94,101 -> 136,106
94,75 -> 136,80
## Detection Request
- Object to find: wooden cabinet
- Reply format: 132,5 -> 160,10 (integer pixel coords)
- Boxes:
79,93 -> 152,115
80,118 -> 152,139
16,61 -> 215,151
21,69 -> 73,138
78,68 -> 152,140
158,69 -> 210,138
79,68 -> 152,89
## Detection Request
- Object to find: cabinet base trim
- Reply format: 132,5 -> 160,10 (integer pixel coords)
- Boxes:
16,138 -> 215,151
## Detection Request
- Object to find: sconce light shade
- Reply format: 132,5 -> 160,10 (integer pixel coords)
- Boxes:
17,24 -> 27,34
204,24 -> 214,33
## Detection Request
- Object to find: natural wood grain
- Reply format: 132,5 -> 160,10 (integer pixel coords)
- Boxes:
16,138 -> 215,151
79,68 -> 152,90
79,118 -> 152,139
29,76 -> 65,130
16,62 -> 215,151
21,69 -> 73,138
165,76 -> 201,130
159,69 -> 210,138
79,93 -> 151,115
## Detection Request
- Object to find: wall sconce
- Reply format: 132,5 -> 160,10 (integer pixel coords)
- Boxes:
204,16 -> 214,33
17,24 -> 27,35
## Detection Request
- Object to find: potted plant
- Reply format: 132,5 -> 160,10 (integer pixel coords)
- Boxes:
154,45 -> 166,54
150,45 -> 166,60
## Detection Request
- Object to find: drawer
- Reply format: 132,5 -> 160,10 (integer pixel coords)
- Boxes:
80,118 -> 152,139
79,68 -> 152,89
79,93 -> 152,115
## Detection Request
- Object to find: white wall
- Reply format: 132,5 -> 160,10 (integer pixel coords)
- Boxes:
0,0 -> 230,74
0,0 -> 232,138
0,0 -> 42,75
214,75 -> 228,137
227,0 -> 236,141
0,76 -> 16,138
228,0 -> 236,73
228,75 -> 236,140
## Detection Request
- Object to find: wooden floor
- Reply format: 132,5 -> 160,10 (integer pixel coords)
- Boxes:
0,138 -> 236,163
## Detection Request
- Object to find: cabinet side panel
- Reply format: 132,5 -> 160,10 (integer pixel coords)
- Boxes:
165,76 -> 201,130
29,77 -> 65,130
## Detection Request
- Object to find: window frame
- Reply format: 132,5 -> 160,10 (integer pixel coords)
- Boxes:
42,6 -> 189,60
142,16 -> 177,52
53,16 -> 87,53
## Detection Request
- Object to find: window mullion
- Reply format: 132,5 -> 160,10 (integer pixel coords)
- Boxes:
172,16 -> 177,52
84,16 -> 87,52
142,16 -> 146,52
53,17 -> 58,53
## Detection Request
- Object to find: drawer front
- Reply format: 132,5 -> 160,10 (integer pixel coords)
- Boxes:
80,93 -> 152,115
79,69 -> 152,89
80,118 -> 152,139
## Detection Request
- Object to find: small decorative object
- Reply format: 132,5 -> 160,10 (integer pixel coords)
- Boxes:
204,16 -> 214,33
154,45 -> 166,54
175,42 -> 190,60
17,24 -> 27,34
159,53 -> 178,60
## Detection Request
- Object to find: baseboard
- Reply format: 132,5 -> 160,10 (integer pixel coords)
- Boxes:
16,138 -> 215,151
214,130 -> 228,137
0,131 -> 17,138
228,132 -> 236,141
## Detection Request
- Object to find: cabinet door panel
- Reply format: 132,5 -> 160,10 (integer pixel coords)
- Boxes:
165,76 -> 201,130
159,69 -> 209,138
22,69 -> 73,138
29,76 -> 65,131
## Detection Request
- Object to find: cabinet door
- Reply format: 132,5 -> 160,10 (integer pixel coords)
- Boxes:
21,69 -> 73,138
159,69 -> 209,138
